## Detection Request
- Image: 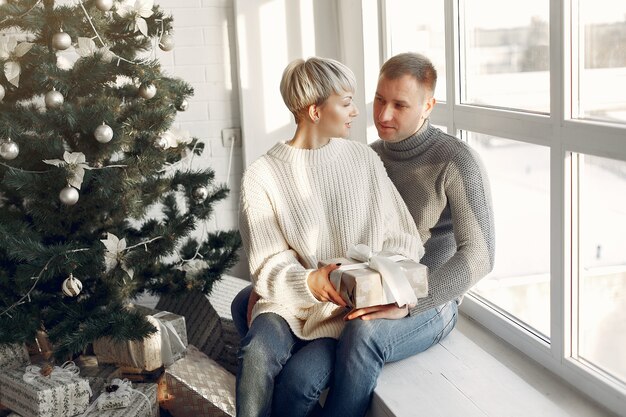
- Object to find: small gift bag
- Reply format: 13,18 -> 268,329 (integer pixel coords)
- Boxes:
319,244 -> 428,309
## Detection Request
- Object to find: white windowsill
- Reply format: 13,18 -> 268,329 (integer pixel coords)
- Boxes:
368,313 -> 618,417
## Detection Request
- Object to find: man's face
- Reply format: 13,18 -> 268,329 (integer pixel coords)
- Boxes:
373,74 -> 435,143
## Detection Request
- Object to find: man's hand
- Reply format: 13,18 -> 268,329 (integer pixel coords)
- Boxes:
307,263 -> 348,307
246,290 -> 260,326
345,303 -> 409,321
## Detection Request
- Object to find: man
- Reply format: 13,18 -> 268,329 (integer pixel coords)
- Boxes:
232,52 -> 495,417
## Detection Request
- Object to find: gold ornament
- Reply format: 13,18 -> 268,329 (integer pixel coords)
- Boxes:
62,273 -> 83,297
59,186 -> 79,205
154,135 -> 169,150
138,83 -> 157,99
159,33 -> 175,51
0,138 -> 19,160
45,89 -> 64,109
52,30 -> 72,50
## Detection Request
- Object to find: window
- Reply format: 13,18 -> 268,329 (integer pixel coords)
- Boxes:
574,0 -> 626,122
372,0 -> 626,413
468,133 -> 551,338
460,0 -> 550,112
576,154 -> 626,383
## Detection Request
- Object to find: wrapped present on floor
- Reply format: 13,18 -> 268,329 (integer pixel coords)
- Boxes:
81,382 -> 158,417
0,344 -> 29,370
0,362 -> 91,417
156,274 -> 250,374
93,307 -> 187,372
319,244 -> 428,309
75,355 -> 120,399
161,345 -> 235,417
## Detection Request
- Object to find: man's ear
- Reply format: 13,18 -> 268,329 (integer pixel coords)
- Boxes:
423,96 -> 436,118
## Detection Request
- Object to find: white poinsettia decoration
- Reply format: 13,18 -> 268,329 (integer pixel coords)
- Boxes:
101,232 -> 135,279
76,37 -> 114,62
178,259 -> 209,279
0,36 -> 34,87
161,128 -> 192,149
116,0 -> 154,37
43,151 -> 93,190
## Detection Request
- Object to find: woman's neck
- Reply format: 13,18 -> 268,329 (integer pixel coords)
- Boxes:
287,123 -> 330,149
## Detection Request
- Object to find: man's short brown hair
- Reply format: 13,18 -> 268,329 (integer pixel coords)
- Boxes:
380,52 -> 437,95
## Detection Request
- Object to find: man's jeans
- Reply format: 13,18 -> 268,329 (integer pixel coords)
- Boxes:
232,285 -> 458,417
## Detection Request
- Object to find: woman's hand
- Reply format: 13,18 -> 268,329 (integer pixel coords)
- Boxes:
307,263 -> 348,307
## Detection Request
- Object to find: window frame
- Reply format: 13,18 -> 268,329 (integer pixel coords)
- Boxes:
362,0 -> 626,413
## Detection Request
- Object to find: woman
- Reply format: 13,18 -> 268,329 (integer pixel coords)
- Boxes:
237,57 -> 423,417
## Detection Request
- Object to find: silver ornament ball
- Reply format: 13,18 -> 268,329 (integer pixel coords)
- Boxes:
94,123 -> 114,143
62,273 -> 83,297
52,30 -> 72,50
154,135 -> 169,150
193,186 -> 209,202
138,83 -> 157,99
159,33 -> 175,51
95,0 -> 113,12
0,139 -> 19,160
0,84 -> 5,101
59,186 -> 79,205
45,89 -> 64,109
177,99 -> 189,112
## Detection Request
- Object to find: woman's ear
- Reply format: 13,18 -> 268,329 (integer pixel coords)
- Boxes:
308,104 -> 320,124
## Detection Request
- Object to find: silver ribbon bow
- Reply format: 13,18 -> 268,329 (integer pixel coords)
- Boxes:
332,244 -> 417,308
23,361 -> 91,394
152,311 -> 187,367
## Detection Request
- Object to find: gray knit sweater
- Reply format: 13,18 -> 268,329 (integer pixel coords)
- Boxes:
371,120 -> 495,315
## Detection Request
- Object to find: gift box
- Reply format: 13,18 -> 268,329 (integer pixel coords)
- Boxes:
0,344 -> 29,370
81,382 -> 158,417
319,246 -> 428,309
75,356 -> 120,399
0,363 -> 91,417
156,275 -> 249,374
161,345 -> 235,417
93,307 -> 187,372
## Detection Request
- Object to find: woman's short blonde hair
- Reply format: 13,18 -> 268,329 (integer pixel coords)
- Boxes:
280,57 -> 356,122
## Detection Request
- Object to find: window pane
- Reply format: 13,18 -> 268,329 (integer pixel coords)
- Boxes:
576,0 -> 626,123
578,154 -> 626,383
461,0 -> 549,112
468,133 -> 551,338
385,0 -> 446,101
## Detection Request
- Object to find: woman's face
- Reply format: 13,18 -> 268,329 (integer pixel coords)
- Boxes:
317,91 -> 359,138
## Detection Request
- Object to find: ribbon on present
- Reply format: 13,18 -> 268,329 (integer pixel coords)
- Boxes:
152,311 -> 187,367
23,361 -> 92,395
330,244 -> 418,308
80,378 -> 151,416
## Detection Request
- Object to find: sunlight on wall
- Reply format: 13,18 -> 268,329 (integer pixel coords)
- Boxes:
260,0 -> 290,133
299,0 -> 316,57
222,20 -> 232,91
236,13 -> 248,90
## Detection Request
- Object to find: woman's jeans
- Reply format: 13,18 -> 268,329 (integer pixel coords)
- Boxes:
232,285 -> 458,417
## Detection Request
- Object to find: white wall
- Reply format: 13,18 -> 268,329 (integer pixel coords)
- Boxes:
234,0 -> 369,167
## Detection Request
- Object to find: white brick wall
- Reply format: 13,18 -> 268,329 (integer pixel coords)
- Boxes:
157,0 -> 243,236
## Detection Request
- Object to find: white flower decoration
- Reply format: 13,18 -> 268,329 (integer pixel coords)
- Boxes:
116,0 -> 154,37
0,36 -> 34,87
43,151 -> 93,190
179,259 -> 209,280
76,37 -> 114,63
161,128 -> 192,149
101,233 -> 134,279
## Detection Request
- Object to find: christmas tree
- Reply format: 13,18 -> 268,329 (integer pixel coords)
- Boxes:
0,0 -> 241,360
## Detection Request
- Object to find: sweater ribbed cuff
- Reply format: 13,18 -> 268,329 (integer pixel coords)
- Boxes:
286,269 -> 320,306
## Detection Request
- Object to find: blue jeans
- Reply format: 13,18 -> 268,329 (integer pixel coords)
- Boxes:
232,285 -> 458,417
236,307 -> 336,417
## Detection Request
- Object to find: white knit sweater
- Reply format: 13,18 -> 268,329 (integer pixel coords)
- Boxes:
239,138 -> 424,340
